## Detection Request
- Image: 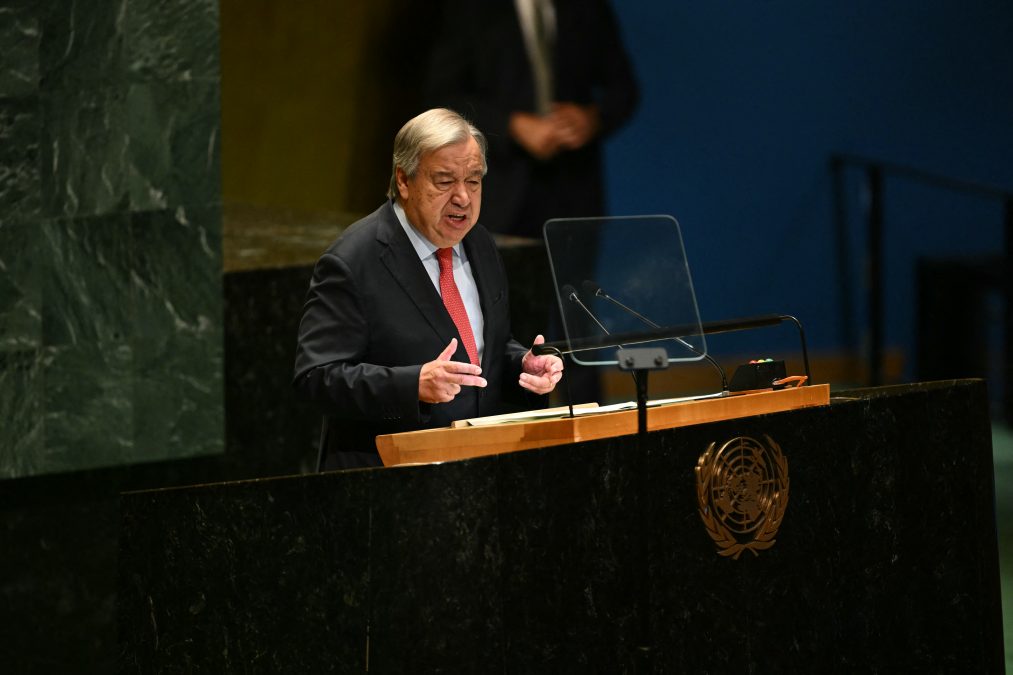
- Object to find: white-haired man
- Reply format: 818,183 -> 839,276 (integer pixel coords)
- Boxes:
294,108 -> 564,470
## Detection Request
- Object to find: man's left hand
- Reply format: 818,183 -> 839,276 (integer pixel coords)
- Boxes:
519,335 -> 564,395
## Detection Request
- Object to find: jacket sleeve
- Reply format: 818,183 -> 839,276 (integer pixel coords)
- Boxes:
589,0 -> 640,137
292,251 -> 423,424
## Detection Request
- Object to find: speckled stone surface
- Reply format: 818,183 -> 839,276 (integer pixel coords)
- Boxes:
120,380 -> 1005,673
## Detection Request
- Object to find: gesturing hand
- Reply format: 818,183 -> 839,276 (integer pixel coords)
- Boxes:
418,338 -> 487,404
519,335 -> 564,395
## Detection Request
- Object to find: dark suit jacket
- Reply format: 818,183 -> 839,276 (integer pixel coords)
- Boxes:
424,0 -> 639,236
293,201 -> 530,470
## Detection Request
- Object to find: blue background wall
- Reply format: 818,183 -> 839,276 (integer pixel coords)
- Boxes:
605,1 -> 1013,373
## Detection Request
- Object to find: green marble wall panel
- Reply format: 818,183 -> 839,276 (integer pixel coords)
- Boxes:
125,0 -> 219,83
37,82 -> 221,219
0,349 -> 43,475
40,214 -> 135,346
38,0 -> 220,87
0,98 -> 41,226
38,1 -> 126,90
0,220 -> 41,350
42,341 -> 134,473
126,82 -> 222,211
38,86 -> 131,219
0,0 -> 223,478
131,206 -> 223,461
0,0 -> 40,97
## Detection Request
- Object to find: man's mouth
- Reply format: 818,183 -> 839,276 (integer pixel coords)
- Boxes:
446,213 -> 467,224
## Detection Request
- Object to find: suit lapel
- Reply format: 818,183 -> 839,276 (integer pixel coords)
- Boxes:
463,230 -> 504,370
376,203 -> 458,346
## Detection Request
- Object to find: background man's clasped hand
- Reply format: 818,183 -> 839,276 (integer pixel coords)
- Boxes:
509,103 -> 601,161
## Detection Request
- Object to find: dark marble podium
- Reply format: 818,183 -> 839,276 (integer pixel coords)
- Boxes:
118,380 -> 1005,672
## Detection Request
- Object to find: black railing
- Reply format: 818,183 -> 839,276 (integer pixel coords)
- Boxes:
830,154 -> 1013,410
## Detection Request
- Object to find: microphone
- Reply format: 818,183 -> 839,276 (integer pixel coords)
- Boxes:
582,279 -> 729,393
561,283 -> 641,397
581,281 -> 658,329
561,284 -> 612,338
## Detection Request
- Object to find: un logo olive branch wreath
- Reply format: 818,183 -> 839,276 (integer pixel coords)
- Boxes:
695,435 -> 790,559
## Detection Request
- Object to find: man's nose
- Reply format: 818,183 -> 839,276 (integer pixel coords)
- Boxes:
451,181 -> 470,205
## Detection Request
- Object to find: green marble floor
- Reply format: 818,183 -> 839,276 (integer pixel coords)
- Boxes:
992,423 -> 1013,670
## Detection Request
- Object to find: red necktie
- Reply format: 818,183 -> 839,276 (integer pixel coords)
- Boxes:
437,248 -> 479,366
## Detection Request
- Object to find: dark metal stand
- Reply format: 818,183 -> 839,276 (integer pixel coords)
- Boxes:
615,346 -> 668,674
617,347 -> 669,436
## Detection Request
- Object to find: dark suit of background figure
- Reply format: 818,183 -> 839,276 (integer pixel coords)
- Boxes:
293,201 -> 531,471
424,0 -> 639,237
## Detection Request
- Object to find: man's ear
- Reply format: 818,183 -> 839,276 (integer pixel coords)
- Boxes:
395,167 -> 410,201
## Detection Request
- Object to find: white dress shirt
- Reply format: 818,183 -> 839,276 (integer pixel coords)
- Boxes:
393,201 -> 485,362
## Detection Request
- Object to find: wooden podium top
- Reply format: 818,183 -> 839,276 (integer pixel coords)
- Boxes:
376,384 -> 830,467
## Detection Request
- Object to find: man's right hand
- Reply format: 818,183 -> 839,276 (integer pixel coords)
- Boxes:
418,338 -> 487,403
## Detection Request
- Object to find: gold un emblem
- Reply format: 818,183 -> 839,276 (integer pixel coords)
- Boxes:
695,435 -> 789,559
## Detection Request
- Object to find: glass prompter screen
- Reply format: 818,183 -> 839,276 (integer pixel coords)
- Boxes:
543,215 -> 706,367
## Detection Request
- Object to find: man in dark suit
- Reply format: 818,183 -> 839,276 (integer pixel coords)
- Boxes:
424,0 -> 639,237
293,108 -> 564,471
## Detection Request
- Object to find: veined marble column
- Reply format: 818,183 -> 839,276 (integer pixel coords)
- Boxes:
0,0 -> 224,478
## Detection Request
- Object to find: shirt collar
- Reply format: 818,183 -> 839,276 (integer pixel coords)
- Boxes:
392,200 -> 465,262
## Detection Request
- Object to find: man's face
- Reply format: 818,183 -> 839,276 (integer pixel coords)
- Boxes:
397,137 -> 483,248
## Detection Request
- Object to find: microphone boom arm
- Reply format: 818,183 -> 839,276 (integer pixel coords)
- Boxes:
586,282 -> 729,392
533,313 -> 813,386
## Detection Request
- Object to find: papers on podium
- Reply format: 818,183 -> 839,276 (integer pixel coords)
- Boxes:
452,392 -> 727,428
